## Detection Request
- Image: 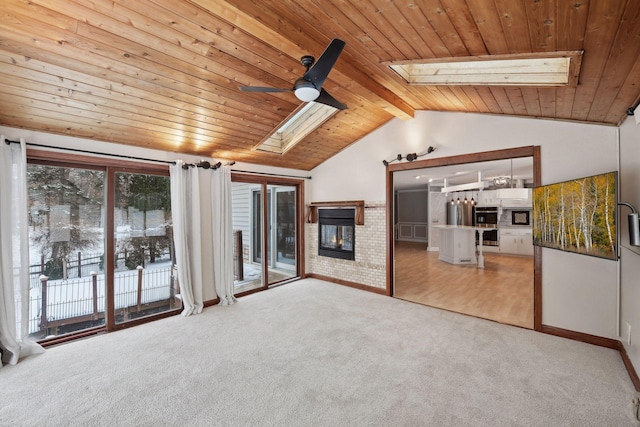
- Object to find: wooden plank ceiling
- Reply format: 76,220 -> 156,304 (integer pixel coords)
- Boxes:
1,0 -> 639,170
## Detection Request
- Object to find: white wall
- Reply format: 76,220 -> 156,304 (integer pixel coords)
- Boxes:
619,116 -> 640,375
310,111 -> 621,339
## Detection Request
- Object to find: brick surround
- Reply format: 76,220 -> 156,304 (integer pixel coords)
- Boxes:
308,203 -> 386,289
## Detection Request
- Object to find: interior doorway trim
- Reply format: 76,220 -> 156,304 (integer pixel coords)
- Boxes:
385,146 -> 542,331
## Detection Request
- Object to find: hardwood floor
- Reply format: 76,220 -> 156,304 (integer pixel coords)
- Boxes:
393,241 -> 534,329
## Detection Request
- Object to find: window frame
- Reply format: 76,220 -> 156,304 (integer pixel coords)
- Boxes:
27,149 -> 180,345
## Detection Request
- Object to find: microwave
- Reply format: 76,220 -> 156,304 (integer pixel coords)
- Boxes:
511,210 -> 530,226
475,207 -> 498,226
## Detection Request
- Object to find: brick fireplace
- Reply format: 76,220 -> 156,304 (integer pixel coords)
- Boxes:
308,202 -> 386,290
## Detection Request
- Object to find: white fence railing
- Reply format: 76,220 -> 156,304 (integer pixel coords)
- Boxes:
29,265 -> 175,335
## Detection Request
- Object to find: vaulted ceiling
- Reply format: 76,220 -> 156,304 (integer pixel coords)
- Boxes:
1,0 -> 639,170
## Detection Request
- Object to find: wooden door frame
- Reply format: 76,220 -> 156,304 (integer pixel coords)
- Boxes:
385,146 -> 542,331
231,173 -> 306,295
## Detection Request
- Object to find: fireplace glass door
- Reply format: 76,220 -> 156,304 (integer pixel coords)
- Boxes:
318,209 -> 355,260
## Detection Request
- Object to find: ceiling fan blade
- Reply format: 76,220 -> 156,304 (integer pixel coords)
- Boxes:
240,86 -> 291,93
315,88 -> 347,110
303,39 -> 346,90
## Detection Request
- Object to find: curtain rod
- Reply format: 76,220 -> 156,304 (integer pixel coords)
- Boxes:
4,138 -> 175,165
231,169 -> 311,180
5,138 -> 310,177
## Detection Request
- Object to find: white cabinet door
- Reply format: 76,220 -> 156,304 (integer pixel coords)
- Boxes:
501,235 -> 519,254
500,229 -> 533,255
519,234 -> 534,255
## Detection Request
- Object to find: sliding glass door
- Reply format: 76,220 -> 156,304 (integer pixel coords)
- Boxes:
26,154 -> 180,341
231,176 -> 302,294
232,182 -> 264,293
112,172 -> 178,325
27,163 -> 106,338
269,185 -> 296,280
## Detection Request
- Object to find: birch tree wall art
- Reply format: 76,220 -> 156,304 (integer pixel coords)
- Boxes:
532,172 -> 617,260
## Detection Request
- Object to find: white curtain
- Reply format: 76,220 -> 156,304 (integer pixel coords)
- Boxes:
212,166 -> 236,306
0,137 -> 44,367
169,161 -> 236,316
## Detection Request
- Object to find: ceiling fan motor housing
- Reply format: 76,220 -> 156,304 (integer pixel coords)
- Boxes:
294,78 -> 320,102
301,55 -> 315,69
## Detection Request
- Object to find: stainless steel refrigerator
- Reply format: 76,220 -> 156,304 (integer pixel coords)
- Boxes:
446,199 -> 474,226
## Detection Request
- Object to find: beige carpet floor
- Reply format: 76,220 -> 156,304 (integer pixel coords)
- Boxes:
1,278 -> 637,426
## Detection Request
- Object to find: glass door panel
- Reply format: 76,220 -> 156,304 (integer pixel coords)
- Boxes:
113,172 -> 178,324
26,164 -> 106,338
267,185 -> 297,284
231,182 -> 264,293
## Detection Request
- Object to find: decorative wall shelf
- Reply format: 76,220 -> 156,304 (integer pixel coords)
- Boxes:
306,200 -> 365,225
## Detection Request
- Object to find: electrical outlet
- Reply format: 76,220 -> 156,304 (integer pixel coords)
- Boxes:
627,322 -> 632,346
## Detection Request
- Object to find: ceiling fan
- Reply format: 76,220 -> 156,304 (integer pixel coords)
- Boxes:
240,39 -> 347,110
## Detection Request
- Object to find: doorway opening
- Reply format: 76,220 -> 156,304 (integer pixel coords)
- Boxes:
387,147 -> 541,330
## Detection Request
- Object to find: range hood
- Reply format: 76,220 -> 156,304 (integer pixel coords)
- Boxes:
497,188 -> 529,200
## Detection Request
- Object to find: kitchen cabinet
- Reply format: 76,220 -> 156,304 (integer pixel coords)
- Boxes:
436,226 -> 477,265
435,225 -> 497,268
499,229 -> 534,255
477,190 -> 498,206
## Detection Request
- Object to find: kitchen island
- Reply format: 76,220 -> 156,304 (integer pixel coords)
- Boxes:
434,225 -> 497,268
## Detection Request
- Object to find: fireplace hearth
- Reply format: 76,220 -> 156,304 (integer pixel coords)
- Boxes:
318,208 -> 355,260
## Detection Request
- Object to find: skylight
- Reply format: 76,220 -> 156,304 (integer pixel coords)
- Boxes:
387,51 -> 582,87
254,102 -> 339,155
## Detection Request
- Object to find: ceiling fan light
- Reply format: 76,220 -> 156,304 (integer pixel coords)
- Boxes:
295,85 -> 320,102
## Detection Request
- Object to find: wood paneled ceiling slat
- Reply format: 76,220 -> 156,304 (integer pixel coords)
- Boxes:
0,80 -> 267,144
521,88 -> 543,117
525,0 -> 557,52
407,1 -> 469,57
556,1 -> 590,51
54,2 -> 295,117
1,0 -> 639,170
439,0 -> 489,56
464,0 -> 510,54
503,88 -> 529,116
0,49 -> 278,138
358,0 -> 423,59
571,0 -> 627,122
604,59 -> 640,124
495,0 -> 533,52
487,87 -> 514,115
539,88 -> 558,118
586,1 -> 640,122
0,14 -> 286,123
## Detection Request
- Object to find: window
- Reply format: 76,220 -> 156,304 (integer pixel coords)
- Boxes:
26,151 -> 180,342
